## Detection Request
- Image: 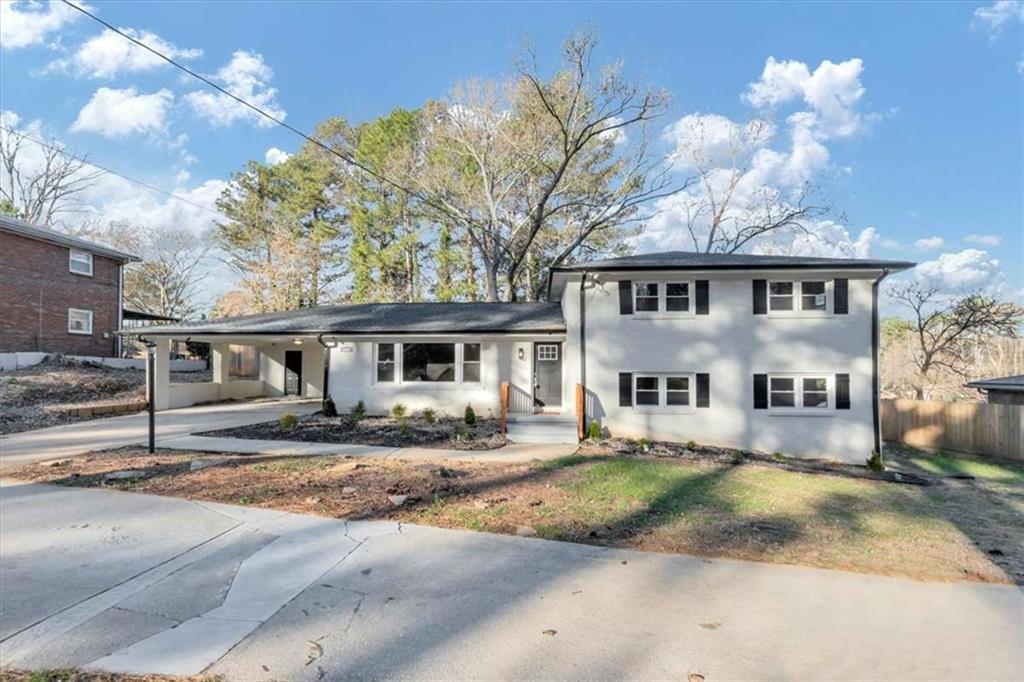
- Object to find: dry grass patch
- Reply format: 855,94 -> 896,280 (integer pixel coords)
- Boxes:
9,447 -> 1022,585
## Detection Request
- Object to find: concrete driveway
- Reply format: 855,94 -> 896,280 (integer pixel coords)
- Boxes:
1,481 -> 1021,680
0,398 -> 320,470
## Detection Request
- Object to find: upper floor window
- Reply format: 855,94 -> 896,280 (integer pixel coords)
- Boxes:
69,249 -> 93,276
634,281 -> 692,314
68,308 -> 93,334
769,280 -> 828,313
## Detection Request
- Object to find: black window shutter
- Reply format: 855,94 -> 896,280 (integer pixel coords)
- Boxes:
753,279 -> 767,314
753,374 -> 768,409
619,372 -> 633,407
836,373 -> 851,409
696,280 -> 709,315
834,279 -> 849,315
696,373 -> 710,408
618,280 -> 633,315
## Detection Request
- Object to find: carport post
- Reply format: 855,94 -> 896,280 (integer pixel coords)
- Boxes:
145,340 -> 156,454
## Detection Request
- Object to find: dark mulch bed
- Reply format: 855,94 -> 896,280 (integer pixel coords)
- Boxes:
198,411 -> 506,450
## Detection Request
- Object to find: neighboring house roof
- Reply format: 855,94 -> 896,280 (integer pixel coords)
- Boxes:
0,214 -> 140,262
123,302 -> 566,336
122,308 -> 180,322
965,375 -> 1024,393
550,251 -> 916,272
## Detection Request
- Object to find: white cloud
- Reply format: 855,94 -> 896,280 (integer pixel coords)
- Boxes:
916,249 -> 1004,293
743,57 -> 867,138
264,147 -> 291,166
914,236 -> 945,251
973,1 -> 1023,35
70,87 -> 173,138
49,27 -> 201,79
184,51 -> 285,128
0,0 -> 84,50
753,223 -> 879,258
965,233 -> 1002,246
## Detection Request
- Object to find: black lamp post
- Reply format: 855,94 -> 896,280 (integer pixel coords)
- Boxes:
144,339 -> 156,454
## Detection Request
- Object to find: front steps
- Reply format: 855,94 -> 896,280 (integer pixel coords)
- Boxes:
506,414 -> 579,444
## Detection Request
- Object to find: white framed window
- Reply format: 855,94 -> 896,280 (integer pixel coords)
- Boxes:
69,249 -> 93,276
634,373 -> 695,411
769,280 -> 829,314
634,280 -> 694,316
537,344 -> 558,361
634,282 -> 659,312
634,375 -> 660,405
769,374 -> 831,412
462,343 -> 481,383
374,342 -> 482,385
376,343 -> 396,382
68,308 -> 93,334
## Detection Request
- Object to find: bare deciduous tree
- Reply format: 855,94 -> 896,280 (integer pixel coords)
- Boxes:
422,32 -> 688,301
667,115 -> 829,254
0,126 -> 103,227
889,282 -> 1023,399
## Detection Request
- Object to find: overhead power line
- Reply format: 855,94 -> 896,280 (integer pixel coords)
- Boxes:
0,125 -> 227,219
60,0 -> 440,211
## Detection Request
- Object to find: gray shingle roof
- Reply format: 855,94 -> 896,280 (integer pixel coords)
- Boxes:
0,215 -> 139,262
124,302 -> 566,336
965,375 -> 1024,392
551,251 -> 915,272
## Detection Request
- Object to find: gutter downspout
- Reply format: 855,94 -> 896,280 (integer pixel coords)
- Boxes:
116,264 -> 124,358
316,334 -> 332,407
871,269 -> 890,455
579,271 -> 587,427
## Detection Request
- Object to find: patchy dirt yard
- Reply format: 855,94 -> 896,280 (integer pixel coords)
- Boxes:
200,412 -> 506,450
0,358 -> 210,435
9,445 -> 1023,585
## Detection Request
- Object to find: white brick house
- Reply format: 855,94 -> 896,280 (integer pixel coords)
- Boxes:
127,251 -> 913,463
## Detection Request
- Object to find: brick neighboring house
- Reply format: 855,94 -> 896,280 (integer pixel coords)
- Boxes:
0,215 -> 139,357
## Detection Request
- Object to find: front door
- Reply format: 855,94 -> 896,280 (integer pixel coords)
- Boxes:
284,350 -> 302,396
533,343 -> 562,409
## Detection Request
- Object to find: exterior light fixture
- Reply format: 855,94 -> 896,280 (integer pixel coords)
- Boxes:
518,347 -> 525,360
293,338 -> 303,345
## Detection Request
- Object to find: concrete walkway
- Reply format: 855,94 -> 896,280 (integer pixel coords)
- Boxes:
1,480 -> 1021,680
0,399 -> 320,470
159,434 -> 575,463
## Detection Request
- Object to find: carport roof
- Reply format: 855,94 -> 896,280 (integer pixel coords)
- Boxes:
122,302 -> 566,336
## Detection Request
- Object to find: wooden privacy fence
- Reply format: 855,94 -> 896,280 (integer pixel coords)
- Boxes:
881,399 -> 1023,461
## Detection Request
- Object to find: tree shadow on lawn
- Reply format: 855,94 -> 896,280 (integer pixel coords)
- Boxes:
36,447 -> 1024,583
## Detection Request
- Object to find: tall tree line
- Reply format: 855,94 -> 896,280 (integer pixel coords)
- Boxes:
212,33 -> 681,311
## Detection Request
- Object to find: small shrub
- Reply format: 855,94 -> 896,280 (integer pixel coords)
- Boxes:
731,449 -> 746,464
322,396 -> 338,417
866,449 -> 885,472
453,424 -> 470,441
390,403 -> 407,419
637,437 -> 652,452
398,418 -> 410,435
685,439 -> 698,450
464,404 -> 476,425
352,400 -> 366,419
771,452 -> 785,462
421,408 -> 437,424
279,413 -> 298,431
587,420 -> 602,441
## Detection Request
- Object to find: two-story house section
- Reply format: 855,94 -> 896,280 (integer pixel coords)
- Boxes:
549,251 -> 914,462
0,215 -> 139,357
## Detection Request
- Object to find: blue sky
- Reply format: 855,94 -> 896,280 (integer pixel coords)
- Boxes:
1,0 -> 1021,308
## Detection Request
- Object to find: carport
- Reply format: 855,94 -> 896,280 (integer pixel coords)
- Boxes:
137,334 -> 325,411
